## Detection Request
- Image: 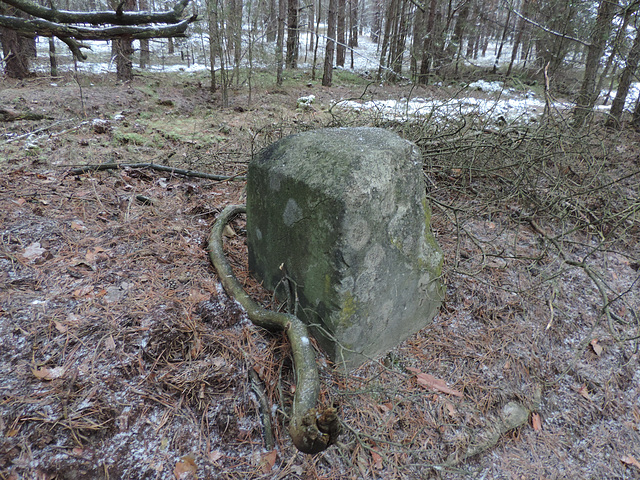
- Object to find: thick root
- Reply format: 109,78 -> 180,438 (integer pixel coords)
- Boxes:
207,205 -> 341,454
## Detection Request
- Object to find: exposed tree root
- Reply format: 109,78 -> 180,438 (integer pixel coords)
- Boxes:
68,162 -> 246,181
207,205 -> 341,454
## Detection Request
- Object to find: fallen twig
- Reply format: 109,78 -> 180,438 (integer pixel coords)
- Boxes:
207,205 -> 341,454
68,162 -> 246,181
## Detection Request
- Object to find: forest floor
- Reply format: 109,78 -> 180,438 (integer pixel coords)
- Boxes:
1,70 -> 640,480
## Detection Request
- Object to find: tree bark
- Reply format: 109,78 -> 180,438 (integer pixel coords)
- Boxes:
417,0 -> 437,84
322,0 -> 336,86
0,5 -> 32,78
266,0 -> 277,41
336,0 -> 345,66
48,36 -> 58,76
606,25 -> 640,128
1,0 -> 191,25
276,0 -> 286,83
573,0 -> 619,127
286,0 -> 298,68
207,0 -> 217,91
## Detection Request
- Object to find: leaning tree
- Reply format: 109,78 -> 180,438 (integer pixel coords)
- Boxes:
0,0 -> 196,80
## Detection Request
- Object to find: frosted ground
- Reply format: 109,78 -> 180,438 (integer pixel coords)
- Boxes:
35,33 -> 639,126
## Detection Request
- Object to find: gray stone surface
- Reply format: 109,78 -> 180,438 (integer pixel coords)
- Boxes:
246,127 -> 444,370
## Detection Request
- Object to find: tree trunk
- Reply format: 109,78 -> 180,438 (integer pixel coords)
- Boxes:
276,0 -> 286,83
266,0 -> 277,41
114,35 -> 134,81
573,0 -> 619,127
113,0 -> 137,81
349,0 -> 358,48
336,0 -> 346,66
0,6 -> 31,78
492,6 -> 511,74
286,0 -> 298,68
307,0 -> 315,61
311,0 -> 321,80
230,0 -> 243,83
377,0 -> 397,80
322,0 -> 336,86
418,0 -> 437,84
207,0 -> 218,91
506,0 -> 529,77
139,39 -> 150,67
453,1 -> 469,74
139,0 -> 150,68
606,25 -> 640,128
371,0 -> 382,43
48,37 -> 58,76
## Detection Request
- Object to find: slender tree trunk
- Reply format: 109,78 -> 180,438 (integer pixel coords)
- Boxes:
573,0 -> 619,127
276,0 -> 286,83
207,0 -> 218,91
606,25 -> 640,128
377,0 -> 397,80
286,0 -> 299,68
349,0 -> 358,48
308,0 -> 315,60
596,4 -> 637,101
230,0 -> 243,83
266,0 -> 277,41
371,0 -> 383,43
418,0 -> 437,84
411,6 -> 425,80
336,0 -> 346,66
453,2 -> 469,74
492,7 -> 511,74
138,0 -> 150,68
48,37 -> 58,76
506,0 -> 528,77
312,0 -> 321,80
322,0 -> 337,86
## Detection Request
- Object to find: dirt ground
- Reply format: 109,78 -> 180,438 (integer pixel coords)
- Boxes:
1,71 -> 639,480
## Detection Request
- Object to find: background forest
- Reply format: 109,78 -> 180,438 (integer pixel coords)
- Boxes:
1,0 -> 640,479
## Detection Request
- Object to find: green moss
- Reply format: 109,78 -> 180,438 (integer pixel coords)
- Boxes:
113,131 -> 148,146
339,293 -> 357,325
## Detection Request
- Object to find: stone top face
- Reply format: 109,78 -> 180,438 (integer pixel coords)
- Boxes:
247,127 -> 444,370
254,127 -> 421,196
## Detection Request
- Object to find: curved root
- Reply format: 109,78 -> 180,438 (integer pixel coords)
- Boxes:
207,205 -> 341,454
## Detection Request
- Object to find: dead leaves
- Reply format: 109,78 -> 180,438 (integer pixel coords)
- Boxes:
621,454 -> 640,471
32,366 -> 66,381
174,454 -> 197,479
406,367 -> 463,397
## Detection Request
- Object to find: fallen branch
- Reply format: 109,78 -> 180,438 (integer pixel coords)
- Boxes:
68,162 -> 246,182
207,205 -> 341,454
443,401 -> 531,467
